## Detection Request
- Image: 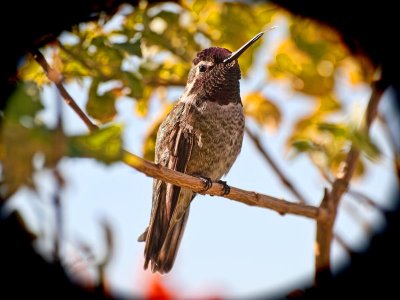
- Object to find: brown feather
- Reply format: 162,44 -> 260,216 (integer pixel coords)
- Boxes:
140,102 -> 195,273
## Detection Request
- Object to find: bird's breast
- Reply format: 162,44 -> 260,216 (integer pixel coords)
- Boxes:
185,100 -> 245,180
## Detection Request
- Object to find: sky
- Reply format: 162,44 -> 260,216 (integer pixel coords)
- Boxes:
5,8 -> 400,300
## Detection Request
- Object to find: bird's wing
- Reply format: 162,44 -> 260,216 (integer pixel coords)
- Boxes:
142,102 -> 196,272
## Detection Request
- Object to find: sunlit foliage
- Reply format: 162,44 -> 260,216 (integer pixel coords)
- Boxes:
2,0 -> 379,197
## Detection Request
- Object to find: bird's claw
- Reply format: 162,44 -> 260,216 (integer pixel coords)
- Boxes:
217,180 -> 230,195
198,176 -> 212,193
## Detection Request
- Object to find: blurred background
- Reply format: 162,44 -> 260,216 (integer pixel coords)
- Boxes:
1,1 -> 399,299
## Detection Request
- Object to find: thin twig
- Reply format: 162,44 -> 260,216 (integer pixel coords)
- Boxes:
57,40 -> 110,81
342,201 -> 374,234
52,169 -> 64,263
31,48 -> 328,222
97,218 -> 113,296
378,112 -> 400,184
314,78 -> 387,285
52,80 -> 64,263
245,126 -> 307,203
322,174 -> 383,212
333,232 -> 353,254
30,48 -> 99,132
347,188 -> 384,211
245,126 -> 352,254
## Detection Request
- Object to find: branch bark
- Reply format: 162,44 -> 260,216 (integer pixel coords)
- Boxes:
314,79 -> 388,285
31,48 -> 328,222
122,150 -> 327,219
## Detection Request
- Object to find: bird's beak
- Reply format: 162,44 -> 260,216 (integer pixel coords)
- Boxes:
223,27 -> 277,64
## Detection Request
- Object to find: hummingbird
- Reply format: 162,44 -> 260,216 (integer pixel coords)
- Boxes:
138,31 -> 266,273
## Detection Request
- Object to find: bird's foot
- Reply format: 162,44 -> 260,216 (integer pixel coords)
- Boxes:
217,180 -> 230,195
197,176 -> 213,193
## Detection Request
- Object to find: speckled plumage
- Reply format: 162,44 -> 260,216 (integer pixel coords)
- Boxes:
139,46 -> 245,274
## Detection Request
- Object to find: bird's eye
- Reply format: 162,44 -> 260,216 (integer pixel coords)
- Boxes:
199,64 -> 207,72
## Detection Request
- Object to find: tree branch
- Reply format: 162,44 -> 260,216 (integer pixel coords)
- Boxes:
31,48 -> 99,132
314,78 -> 388,285
122,150 -> 327,220
31,48 -> 328,222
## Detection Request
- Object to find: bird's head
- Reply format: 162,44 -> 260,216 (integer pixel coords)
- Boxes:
183,31 -> 266,105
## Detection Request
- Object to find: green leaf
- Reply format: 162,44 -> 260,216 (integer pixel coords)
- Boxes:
91,36 -> 107,47
113,40 -> 142,57
350,129 -> 381,161
142,9 -> 199,61
67,125 -> 123,164
317,123 -> 348,137
86,79 -> 118,123
1,83 -> 65,196
2,125 -> 65,196
291,139 -> 316,153
317,123 -> 381,161
58,46 -> 93,78
4,82 -> 44,123
121,71 -> 143,99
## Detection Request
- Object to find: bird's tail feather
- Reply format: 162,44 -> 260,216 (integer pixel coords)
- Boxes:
138,209 -> 190,274
139,184 -> 192,274
152,209 -> 189,273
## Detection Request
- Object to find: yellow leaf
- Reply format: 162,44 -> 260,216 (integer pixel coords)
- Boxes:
317,95 -> 341,112
135,86 -> 154,117
340,57 -> 375,85
329,152 -> 365,179
18,57 -> 49,86
192,0 -> 208,15
243,92 -> 281,131
203,2 -> 276,76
